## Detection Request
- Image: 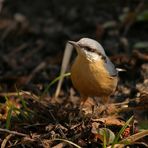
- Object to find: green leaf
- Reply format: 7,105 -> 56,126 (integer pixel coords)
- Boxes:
111,116 -> 133,148
41,72 -> 71,98
98,128 -> 115,146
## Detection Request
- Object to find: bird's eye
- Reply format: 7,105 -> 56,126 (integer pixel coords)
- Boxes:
84,46 -> 95,52
85,47 -> 91,51
78,44 -> 96,52
102,55 -> 107,62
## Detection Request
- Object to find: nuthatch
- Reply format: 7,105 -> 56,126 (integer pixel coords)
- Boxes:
68,38 -> 118,104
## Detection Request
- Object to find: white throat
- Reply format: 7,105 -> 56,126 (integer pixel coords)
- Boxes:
83,50 -> 102,62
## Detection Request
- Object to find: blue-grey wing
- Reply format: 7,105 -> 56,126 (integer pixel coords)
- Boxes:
104,57 -> 118,77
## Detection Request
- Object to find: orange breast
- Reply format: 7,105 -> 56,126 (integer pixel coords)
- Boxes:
71,56 -> 118,98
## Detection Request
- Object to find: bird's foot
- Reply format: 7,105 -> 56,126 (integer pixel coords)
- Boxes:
80,97 -> 96,115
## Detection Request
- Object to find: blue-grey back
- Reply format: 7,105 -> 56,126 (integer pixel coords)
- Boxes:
104,57 -> 117,77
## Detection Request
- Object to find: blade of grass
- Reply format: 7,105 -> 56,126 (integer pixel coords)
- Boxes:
15,87 -> 28,110
111,116 -> 133,148
41,72 -> 71,98
103,129 -> 107,148
6,106 -> 13,129
51,138 -> 81,148
55,42 -> 73,98
4,96 -> 12,129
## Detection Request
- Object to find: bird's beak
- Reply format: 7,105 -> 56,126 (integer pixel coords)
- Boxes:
68,41 -> 79,48
68,40 -> 81,54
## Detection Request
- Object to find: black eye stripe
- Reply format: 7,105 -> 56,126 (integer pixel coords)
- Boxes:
78,44 -> 95,52
85,47 -> 95,52
101,55 -> 107,62
78,44 -> 106,60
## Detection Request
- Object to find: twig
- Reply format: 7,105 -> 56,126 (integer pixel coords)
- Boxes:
48,110 -> 67,139
21,40 -> 44,64
120,130 -> 148,144
50,138 -> 81,148
8,43 -> 29,57
25,61 -> 47,84
133,50 -> 148,62
52,142 -> 67,148
1,134 -> 13,148
1,21 -> 17,41
0,128 -> 28,137
114,96 -> 148,111
0,90 -> 39,100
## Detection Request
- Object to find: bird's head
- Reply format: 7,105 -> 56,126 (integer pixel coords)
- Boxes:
68,38 -> 107,62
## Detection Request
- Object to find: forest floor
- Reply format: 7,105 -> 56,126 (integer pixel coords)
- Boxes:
0,0 -> 148,147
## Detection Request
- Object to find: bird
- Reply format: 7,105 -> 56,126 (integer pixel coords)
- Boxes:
68,38 -> 118,106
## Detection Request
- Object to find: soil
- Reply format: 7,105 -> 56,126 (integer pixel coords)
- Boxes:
0,0 -> 148,147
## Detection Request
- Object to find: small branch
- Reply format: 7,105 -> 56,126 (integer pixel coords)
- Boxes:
1,134 -> 13,148
52,142 -> 67,148
25,61 -> 47,84
133,50 -> 148,62
0,90 -> 39,100
114,96 -> 148,112
120,130 -> 148,144
0,128 -> 28,137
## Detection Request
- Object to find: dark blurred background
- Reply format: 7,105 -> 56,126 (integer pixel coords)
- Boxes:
0,0 -> 148,93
